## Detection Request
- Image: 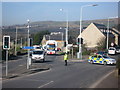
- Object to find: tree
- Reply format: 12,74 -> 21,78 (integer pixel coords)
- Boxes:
33,30 -> 50,45
96,38 -> 106,51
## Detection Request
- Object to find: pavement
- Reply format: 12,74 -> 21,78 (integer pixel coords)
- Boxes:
2,62 -> 50,80
2,54 -> 119,88
90,69 -> 119,88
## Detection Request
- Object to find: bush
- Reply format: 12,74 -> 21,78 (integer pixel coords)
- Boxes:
82,50 -> 91,55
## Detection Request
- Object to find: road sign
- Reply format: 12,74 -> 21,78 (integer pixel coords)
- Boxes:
22,46 -> 34,49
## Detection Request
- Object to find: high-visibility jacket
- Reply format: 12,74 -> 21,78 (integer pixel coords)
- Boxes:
64,54 -> 68,60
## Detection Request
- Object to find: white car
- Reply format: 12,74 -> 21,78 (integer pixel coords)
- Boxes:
108,47 -> 116,55
116,46 -> 120,54
32,50 -> 45,62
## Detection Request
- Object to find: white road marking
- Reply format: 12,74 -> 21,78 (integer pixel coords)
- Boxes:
19,65 -> 23,66
69,60 -> 86,62
38,81 -> 54,88
89,70 -> 115,88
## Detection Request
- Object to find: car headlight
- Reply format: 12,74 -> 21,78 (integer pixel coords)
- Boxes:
40,55 -> 44,58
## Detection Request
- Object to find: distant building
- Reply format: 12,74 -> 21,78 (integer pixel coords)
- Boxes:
41,32 -> 65,50
77,23 -> 120,48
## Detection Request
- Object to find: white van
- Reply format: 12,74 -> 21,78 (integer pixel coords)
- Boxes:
32,50 -> 45,62
108,47 -> 116,55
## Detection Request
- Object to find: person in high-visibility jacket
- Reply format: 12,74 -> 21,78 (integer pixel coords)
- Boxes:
64,53 -> 68,66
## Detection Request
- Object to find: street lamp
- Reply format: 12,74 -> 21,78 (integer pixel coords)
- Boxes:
79,4 -> 98,59
27,19 -> 30,69
15,27 -> 18,56
106,18 -> 110,50
59,28 -> 64,41
60,9 -> 68,53
106,16 -> 118,50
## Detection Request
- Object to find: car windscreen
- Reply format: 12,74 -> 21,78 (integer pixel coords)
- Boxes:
109,48 -> 115,50
97,52 -> 105,54
33,51 -> 43,54
103,55 -> 109,58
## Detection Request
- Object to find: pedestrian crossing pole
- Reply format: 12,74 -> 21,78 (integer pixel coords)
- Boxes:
3,36 -> 10,77
6,50 -> 8,77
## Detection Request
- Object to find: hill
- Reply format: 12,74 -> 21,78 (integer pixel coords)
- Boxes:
2,18 -> 119,41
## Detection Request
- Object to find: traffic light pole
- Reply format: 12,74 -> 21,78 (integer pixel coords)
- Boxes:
6,50 -> 8,77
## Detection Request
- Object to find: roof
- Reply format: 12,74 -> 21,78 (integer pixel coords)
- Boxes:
45,32 -> 65,41
90,23 -> 115,37
93,23 -> 106,29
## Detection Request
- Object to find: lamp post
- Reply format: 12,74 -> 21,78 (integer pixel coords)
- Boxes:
27,19 -> 30,69
106,18 -> 110,50
106,16 -> 118,50
60,9 -> 68,53
58,29 -> 64,41
15,27 -> 18,56
78,4 -> 98,59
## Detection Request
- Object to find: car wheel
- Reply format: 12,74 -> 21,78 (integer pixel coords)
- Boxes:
104,61 -> 107,65
90,60 -> 93,64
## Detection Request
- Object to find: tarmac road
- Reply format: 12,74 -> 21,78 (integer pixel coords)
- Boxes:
2,54 -> 117,88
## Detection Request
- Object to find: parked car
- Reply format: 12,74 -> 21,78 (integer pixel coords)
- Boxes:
115,46 -> 120,54
96,51 -> 107,55
88,54 -> 116,65
32,50 -> 45,62
29,50 -> 33,56
108,47 -> 116,55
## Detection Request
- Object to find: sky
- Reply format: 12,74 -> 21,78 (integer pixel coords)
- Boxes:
2,2 -> 118,26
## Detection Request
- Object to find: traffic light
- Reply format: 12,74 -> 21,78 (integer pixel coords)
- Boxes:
81,38 -> 83,44
30,38 -> 33,46
3,36 -> 10,50
77,38 -> 83,44
64,41 -> 66,47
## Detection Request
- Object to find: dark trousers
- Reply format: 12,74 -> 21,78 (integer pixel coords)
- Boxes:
65,60 -> 67,66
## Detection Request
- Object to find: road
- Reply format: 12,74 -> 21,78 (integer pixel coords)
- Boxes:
2,55 -> 28,76
2,54 -> 117,88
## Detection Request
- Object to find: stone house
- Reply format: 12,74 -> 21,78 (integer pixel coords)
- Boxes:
78,23 -> 119,48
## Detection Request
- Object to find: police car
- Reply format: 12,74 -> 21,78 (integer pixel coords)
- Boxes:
88,54 -> 116,65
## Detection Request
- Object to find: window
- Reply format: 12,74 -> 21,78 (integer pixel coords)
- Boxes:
33,51 -> 43,54
98,56 -> 102,58
93,55 -> 97,58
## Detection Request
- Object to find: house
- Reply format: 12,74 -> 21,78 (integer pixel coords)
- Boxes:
77,23 -> 120,48
41,32 -> 65,50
